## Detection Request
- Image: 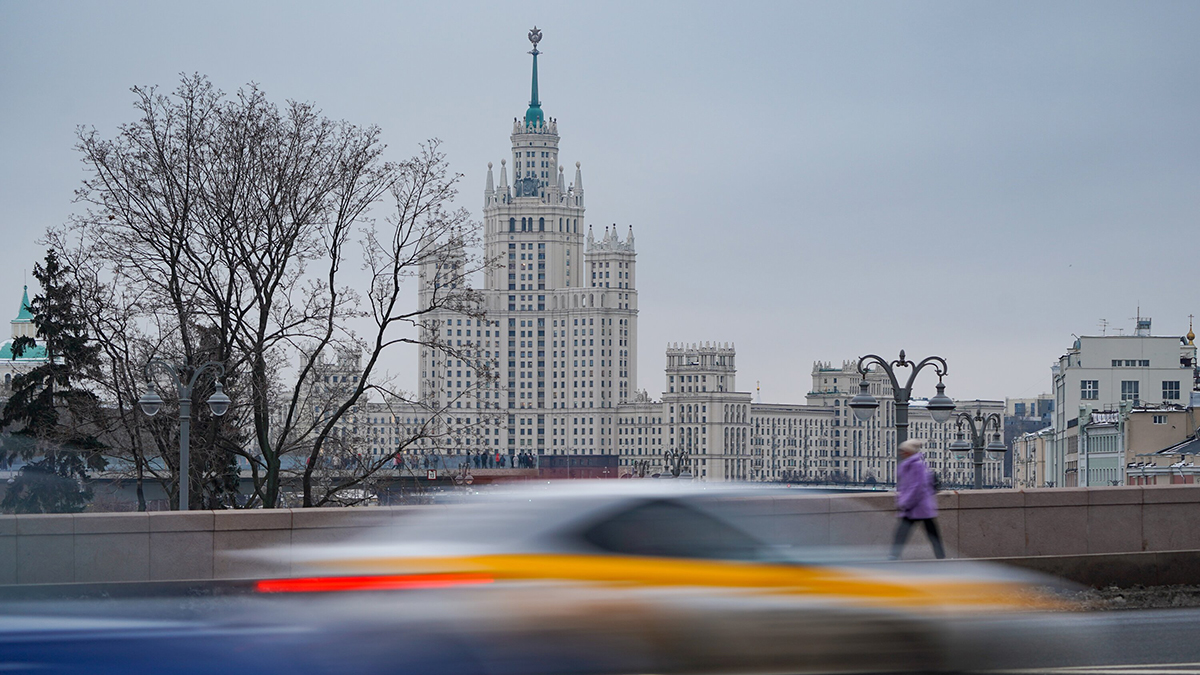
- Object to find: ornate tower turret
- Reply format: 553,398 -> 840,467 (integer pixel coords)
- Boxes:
10,286 -> 34,340
482,28 -> 586,291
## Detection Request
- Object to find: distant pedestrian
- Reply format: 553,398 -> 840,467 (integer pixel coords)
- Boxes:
890,439 -> 946,560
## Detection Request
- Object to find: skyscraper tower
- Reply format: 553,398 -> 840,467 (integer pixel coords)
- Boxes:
482,26 -> 585,293
420,28 -> 639,460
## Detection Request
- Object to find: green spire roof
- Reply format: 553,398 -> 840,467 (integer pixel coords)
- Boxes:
14,286 -> 32,322
524,27 -> 544,127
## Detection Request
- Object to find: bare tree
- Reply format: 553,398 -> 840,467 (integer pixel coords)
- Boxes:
56,74 -> 489,509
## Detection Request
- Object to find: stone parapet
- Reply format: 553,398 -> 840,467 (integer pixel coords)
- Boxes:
2,486 -> 1199,585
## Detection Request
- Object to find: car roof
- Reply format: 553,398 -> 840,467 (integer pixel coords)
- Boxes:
290,482 -> 816,563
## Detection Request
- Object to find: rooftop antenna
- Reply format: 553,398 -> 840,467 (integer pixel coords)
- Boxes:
1131,305 -> 1152,336
1098,318 -> 1108,336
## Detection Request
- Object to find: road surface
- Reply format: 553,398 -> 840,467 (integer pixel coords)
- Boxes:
0,590 -> 1197,674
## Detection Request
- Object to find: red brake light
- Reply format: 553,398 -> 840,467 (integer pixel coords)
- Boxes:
255,573 -> 494,594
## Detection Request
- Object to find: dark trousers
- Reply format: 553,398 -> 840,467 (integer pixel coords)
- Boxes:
890,517 -> 945,560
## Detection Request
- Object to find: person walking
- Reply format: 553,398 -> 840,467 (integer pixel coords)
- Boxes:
890,439 -> 946,560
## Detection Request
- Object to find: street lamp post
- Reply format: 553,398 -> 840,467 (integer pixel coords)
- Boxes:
137,360 -> 230,511
663,448 -> 690,478
947,408 -> 1006,489
847,350 -> 955,471
631,459 -> 650,478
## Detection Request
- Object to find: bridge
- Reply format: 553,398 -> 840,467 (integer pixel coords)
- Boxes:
1,485 -> 1198,586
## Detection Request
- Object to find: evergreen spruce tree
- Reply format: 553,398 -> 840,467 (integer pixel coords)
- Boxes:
1,249 -> 106,513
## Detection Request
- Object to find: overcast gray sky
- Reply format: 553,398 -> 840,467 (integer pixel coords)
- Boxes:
2,1 -> 1197,404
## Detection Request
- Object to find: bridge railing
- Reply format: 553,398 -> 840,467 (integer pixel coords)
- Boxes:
3,485 -> 1200,586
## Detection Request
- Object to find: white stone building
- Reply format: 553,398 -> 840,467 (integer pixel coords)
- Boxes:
1013,427 -> 1054,489
0,287 -> 47,398
370,31 -> 1011,486
417,30 -> 635,462
1049,317 -> 1198,486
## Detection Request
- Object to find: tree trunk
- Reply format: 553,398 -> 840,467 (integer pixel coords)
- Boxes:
263,454 -> 281,509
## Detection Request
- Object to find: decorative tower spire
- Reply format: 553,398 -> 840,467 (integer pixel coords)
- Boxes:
11,285 -> 34,340
16,285 -> 33,321
498,159 -> 508,189
485,162 -> 494,196
525,27 -> 544,128
1188,315 -> 1195,346
574,161 -> 583,193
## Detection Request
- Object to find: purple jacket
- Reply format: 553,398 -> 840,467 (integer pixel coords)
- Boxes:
895,452 -> 938,520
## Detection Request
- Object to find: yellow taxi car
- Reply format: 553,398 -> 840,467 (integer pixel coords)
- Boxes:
252,483 -> 1083,675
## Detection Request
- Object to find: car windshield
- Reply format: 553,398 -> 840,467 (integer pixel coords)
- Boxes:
579,498 -> 766,561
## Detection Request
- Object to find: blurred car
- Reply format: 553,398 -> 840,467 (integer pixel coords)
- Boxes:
246,482 -> 1080,675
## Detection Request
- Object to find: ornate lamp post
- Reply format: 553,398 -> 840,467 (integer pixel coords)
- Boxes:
630,459 -> 651,478
453,461 -> 474,486
846,350 -> 955,472
137,360 -> 230,511
947,408 -> 1006,489
663,448 -> 690,478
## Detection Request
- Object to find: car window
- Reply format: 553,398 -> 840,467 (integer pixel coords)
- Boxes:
579,499 -> 765,561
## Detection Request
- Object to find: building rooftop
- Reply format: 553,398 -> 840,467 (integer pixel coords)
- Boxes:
0,341 -> 46,361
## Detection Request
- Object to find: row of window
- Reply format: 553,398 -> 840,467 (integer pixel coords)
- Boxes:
508,217 -> 579,233
1080,379 -> 1181,401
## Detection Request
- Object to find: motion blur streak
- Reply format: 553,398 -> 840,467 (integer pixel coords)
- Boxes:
0,487 -> 1100,675
254,573 -> 494,593
320,553 -> 1064,612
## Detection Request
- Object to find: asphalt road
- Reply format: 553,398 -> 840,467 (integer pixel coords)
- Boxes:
963,608 -> 1200,673
0,591 -> 1197,675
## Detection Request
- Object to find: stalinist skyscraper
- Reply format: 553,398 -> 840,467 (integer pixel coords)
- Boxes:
420,27 -> 638,460
407,28 -> 1002,486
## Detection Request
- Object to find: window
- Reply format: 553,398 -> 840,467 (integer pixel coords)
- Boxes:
580,499 -> 763,561
1153,415 -> 1168,425
1081,380 -> 1099,400
1121,380 -> 1139,403
1163,381 -> 1181,401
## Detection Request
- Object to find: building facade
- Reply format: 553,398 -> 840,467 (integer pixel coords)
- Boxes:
1013,427 -> 1053,488
417,31 -> 635,463
1121,405 -> 1200,485
1003,395 -> 1054,478
1049,318 -> 1199,486
392,31 -> 1010,486
0,287 -> 47,398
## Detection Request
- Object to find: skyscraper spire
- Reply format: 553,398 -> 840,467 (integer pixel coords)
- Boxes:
525,26 -> 544,127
